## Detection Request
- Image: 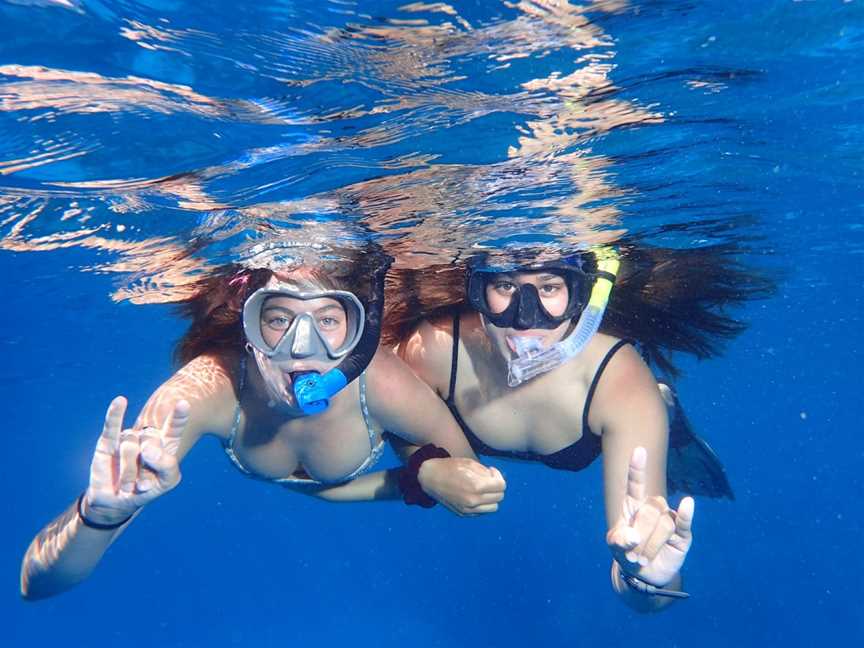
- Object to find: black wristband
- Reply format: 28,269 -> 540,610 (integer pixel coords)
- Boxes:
76,493 -> 134,531
398,444 -> 451,508
618,566 -> 690,599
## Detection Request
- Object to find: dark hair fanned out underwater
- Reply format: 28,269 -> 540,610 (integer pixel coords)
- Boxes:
382,240 -> 776,376
599,242 -> 775,376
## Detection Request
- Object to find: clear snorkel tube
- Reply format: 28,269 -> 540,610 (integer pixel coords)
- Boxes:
507,248 -> 620,387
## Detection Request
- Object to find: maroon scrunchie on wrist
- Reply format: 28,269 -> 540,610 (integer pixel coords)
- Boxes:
398,444 -> 451,507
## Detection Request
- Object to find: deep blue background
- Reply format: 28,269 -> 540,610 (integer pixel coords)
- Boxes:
2,0 -> 863,646
4,248 -> 861,645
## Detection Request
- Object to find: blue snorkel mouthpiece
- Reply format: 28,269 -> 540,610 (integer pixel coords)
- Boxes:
291,250 -> 393,415
292,370 -> 349,415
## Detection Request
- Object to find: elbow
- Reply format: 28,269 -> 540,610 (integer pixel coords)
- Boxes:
19,555 -> 82,601
19,569 -> 47,602
19,570 -> 75,602
19,582 -> 33,601
20,556 -> 37,601
20,543 -> 54,601
20,584 -> 43,602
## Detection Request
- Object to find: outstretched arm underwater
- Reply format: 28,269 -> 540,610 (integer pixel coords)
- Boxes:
594,344 -> 694,612
20,353 -> 233,600
20,396 -> 191,600
306,349 -> 506,516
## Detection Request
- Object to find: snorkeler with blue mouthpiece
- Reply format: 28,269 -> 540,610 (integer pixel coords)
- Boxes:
242,255 -> 389,414
20,244 -> 506,601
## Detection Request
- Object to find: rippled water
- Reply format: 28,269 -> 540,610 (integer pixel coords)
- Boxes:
3,1 -> 863,646
6,0 -> 857,300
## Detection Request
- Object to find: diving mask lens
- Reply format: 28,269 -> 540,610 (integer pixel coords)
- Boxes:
243,287 -> 366,361
467,269 -> 583,330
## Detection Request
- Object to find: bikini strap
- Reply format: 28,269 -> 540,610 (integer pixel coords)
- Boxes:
223,356 -> 246,452
358,371 -> 376,448
582,339 -> 632,435
446,312 -> 461,403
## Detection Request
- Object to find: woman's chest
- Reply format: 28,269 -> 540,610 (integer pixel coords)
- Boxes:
234,407 -> 379,483
454,375 -> 591,455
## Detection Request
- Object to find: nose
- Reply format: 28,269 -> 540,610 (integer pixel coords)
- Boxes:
290,317 -> 317,358
513,285 -> 541,330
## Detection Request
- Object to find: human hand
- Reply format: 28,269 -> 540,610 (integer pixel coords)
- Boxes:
606,447 -> 694,587
81,396 -> 189,525
418,457 -> 506,516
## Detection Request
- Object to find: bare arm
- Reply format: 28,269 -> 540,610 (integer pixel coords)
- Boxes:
596,345 -> 669,529
593,344 -> 691,612
306,348 -> 477,503
19,485 -> 137,601
395,326 -> 507,516
306,469 -> 402,502
310,345 -> 507,516
364,348 -> 477,458
20,355 -> 232,600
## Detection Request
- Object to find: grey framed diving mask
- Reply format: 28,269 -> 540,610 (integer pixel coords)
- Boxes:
242,286 -> 366,363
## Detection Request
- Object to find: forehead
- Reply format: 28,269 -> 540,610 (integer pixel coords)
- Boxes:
266,271 -> 326,290
488,270 -> 566,282
261,294 -> 345,312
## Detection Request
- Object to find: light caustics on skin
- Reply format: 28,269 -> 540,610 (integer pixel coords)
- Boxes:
0,0 -> 662,304
19,352 -> 228,597
20,503 -> 83,597
136,355 -> 232,426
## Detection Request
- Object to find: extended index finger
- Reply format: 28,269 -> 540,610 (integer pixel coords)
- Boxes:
626,446 -> 648,504
97,396 -> 127,456
161,399 -> 190,456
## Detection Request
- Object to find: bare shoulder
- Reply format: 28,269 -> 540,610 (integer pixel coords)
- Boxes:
393,311 -> 457,396
136,352 -> 239,442
589,336 -> 666,429
167,353 -> 237,399
363,346 -> 473,453
365,347 -> 427,396
364,348 -> 444,424
397,312 -> 455,357
593,336 -> 658,396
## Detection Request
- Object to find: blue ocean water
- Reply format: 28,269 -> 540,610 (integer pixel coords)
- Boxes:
1,0 -> 862,646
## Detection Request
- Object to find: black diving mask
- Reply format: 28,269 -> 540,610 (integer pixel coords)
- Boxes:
466,262 -> 591,330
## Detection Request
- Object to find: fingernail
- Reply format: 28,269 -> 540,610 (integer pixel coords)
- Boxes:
120,482 -> 134,493
625,551 -> 638,563
138,479 -> 153,492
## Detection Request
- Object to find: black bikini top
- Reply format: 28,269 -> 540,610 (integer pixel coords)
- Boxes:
444,313 -> 631,472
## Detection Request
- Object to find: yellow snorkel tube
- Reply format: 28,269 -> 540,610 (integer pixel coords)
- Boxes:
588,245 -> 620,308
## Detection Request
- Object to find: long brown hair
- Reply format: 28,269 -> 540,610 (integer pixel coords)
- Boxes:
382,240 -> 776,376
173,265 -> 269,366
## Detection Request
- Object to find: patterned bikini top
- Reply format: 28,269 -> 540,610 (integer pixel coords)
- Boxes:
221,358 -> 385,486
